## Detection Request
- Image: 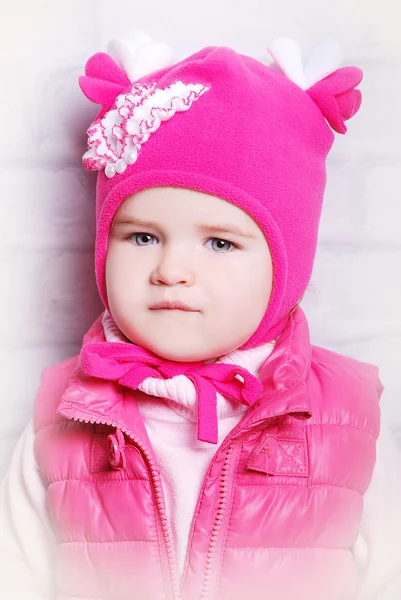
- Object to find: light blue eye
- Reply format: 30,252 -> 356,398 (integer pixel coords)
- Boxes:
130,233 -> 157,246
207,238 -> 234,252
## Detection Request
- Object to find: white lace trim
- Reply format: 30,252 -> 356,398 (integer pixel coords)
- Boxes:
83,80 -> 210,178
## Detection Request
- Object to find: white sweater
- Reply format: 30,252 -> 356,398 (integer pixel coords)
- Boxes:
1,313 -> 401,599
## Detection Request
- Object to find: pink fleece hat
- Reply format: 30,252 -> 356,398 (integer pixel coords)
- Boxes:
79,37 -> 363,348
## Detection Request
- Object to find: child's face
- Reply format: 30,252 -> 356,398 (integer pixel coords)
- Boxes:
105,187 -> 273,362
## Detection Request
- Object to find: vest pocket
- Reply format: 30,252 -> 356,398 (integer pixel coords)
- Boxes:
246,432 -> 309,478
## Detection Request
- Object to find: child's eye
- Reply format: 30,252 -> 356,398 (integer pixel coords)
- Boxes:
206,238 -> 236,252
128,233 -> 158,246
126,233 -> 236,252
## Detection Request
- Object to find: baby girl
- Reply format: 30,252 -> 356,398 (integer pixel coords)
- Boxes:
1,33 -> 401,600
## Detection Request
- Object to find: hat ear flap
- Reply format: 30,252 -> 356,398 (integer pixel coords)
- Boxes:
306,66 -> 363,134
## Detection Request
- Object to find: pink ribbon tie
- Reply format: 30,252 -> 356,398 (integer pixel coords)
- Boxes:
80,342 -> 264,444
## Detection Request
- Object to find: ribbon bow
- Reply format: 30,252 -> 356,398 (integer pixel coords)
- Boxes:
80,342 -> 264,444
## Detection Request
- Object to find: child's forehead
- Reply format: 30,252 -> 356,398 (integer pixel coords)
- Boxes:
118,186 -> 253,222
124,186 -> 224,206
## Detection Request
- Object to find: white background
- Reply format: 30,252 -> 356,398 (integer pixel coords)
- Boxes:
0,0 -> 400,480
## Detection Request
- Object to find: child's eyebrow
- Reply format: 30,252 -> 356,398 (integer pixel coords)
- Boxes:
113,217 -> 258,239
196,224 -> 258,239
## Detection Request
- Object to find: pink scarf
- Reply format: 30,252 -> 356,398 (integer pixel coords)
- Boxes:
80,342 -> 264,444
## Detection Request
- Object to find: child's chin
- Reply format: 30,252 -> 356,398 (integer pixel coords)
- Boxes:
146,338 -> 212,363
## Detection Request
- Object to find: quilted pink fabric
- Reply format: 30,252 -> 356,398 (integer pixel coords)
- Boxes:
33,306 -> 381,600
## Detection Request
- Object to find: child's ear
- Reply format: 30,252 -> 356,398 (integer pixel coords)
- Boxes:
306,66 -> 363,134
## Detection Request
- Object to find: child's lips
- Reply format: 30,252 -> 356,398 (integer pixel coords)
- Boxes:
149,301 -> 198,312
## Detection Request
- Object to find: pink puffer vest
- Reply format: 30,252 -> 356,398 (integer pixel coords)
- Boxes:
33,306 -> 382,600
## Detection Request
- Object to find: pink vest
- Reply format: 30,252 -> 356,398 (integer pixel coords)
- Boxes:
33,307 -> 382,600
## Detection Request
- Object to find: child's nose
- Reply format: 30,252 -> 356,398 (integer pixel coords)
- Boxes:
150,247 -> 195,286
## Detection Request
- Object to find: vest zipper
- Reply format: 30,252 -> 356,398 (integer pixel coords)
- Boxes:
199,442 -> 241,600
180,421 -> 280,598
67,413 -> 181,600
